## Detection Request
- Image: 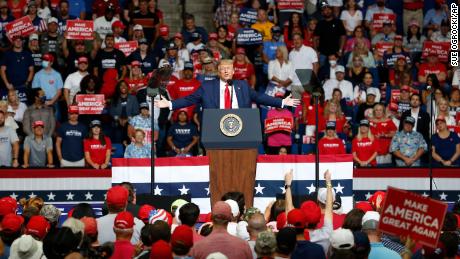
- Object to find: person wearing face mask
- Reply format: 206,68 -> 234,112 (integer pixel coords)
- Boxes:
31,53 -> 63,109
364,0 -> 394,30
22,88 -> 55,136
318,54 -> 339,82
423,0 -> 449,32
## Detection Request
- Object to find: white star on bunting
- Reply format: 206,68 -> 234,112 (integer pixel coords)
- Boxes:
178,185 -> 190,195
334,183 -> 344,194
28,192 -> 36,199
85,192 -> 93,200
439,192 -> 448,201
306,183 -> 316,194
47,192 -> 56,201
205,187 -> 210,196
279,186 -> 286,194
154,185 -> 163,195
10,193 -> 18,200
255,183 -> 265,195
364,192 -> 373,200
422,192 -> 429,198
66,192 -> 74,200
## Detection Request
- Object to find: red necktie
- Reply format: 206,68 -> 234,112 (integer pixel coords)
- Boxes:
224,83 -> 231,109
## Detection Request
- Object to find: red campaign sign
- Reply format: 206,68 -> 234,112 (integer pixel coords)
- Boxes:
277,0 -> 304,10
422,42 -> 450,62
5,16 -> 35,41
264,117 -> 293,134
379,187 -> 448,248
115,41 -> 138,57
375,42 -> 393,57
75,94 -> 105,114
372,13 -> 396,32
66,20 -> 94,40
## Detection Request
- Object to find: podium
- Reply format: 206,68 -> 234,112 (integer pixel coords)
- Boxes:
201,109 -> 262,207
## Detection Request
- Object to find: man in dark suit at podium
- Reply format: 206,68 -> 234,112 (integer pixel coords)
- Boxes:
154,59 -> 300,109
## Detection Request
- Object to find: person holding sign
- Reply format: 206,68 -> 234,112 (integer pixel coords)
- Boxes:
265,92 -> 293,154
154,59 -> 299,110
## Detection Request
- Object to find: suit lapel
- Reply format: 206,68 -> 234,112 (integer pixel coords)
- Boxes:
213,80 -> 220,108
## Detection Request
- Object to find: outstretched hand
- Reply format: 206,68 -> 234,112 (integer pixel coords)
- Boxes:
284,169 -> 293,186
154,95 -> 170,108
283,94 -> 300,107
324,169 -> 331,182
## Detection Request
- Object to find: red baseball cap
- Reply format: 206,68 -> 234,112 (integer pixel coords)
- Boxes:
32,120 -> 45,128
77,56 -> 88,64
287,209 -> 306,229
26,215 -> 50,240
106,186 -> 129,207
300,201 -> 321,225
368,191 -> 386,209
212,201 -> 232,221
0,197 -> 17,216
236,47 -> 245,55
42,53 -> 54,62
80,216 -> 98,236
159,25 -> 169,36
68,105 -> 79,114
276,212 -> 287,230
209,33 -> 218,41
114,211 -> 134,229
355,201 -> 374,213
138,204 -> 155,222
173,32 -> 183,39
131,60 -> 141,67
112,20 -> 125,29
151,240 -> 173,259
1,213 -> 24,233
171,225 -> 194,248
400,85 -> 410,92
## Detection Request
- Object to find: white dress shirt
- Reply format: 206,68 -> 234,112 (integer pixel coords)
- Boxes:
288,45 -> 318,85
323,79 -> 354,101
219,80 -> 239,109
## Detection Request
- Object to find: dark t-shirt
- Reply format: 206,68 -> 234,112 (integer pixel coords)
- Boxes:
291,241 -> 326,259
167,123 -> 198,148
128,50 -> 157,75
66,51 -> 92,76
432,132 -> 460,166
58,122 -> 88,161
314,18 -> 346,56
1,50 -> 34,86
131,11 -> 159,43
94,48 -> 126,76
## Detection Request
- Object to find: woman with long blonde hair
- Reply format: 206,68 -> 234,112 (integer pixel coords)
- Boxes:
369,104 -> 397,165
352,119 -> 378,167
320,101 -> 349,133
347,38 -> 375,68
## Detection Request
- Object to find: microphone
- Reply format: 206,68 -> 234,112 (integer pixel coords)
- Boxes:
226,79 -> 234,109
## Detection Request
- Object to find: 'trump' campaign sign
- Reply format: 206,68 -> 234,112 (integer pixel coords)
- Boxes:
277,0 -> 304,10
379,187 -> 448,248
5,16 -> 35,41
264,117 -> 293,134
372,13 -> 396,32
422,42 -> 450,62
115,41 -> 139,57
239,8 -> 258,25
66,20 -> 94,40
75,94 -> 105,114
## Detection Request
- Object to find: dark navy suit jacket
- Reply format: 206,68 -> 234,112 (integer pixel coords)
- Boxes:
171,79 -> 283,109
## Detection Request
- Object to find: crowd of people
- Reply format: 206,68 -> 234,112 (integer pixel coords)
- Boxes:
0,0 -> 459,168
0,170 -> 459,258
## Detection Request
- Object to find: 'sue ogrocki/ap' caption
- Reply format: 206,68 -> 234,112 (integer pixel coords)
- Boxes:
451,3 -> 459,66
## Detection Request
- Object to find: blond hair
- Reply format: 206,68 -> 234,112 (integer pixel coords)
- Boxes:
277,45 -> 289,63
324,101 -> 343,119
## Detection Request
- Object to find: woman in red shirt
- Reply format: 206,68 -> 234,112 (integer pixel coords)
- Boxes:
369,104 -> 397,165
233,48 -> 256,88
283,13 -> 310,51
319,101 -> 349,134
318,121 -> 346,155
125,61 -> 148,95
352,119 -> 378,167
84,120 -> 112,169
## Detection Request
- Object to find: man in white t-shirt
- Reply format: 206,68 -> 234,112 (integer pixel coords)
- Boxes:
94,6 -> 119,41
63,56 -> 89,106
323,65 -> 353,101
288,33 -> 318,99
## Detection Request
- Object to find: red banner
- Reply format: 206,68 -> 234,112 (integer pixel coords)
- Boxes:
379,187 -> 447,248
422,42 -> 450,62
115,41 -> 138,57
264,117 -> 293,134
277,0 -> 304,10
65,20 -> 94,40
5,16 -> 35,41
372,13 -> 396,32
375,42 -> 394,57
75,94 -> 105,114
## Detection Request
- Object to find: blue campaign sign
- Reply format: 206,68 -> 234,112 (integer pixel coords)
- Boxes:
239,8 -> 258,25
236,28 -> 263,45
